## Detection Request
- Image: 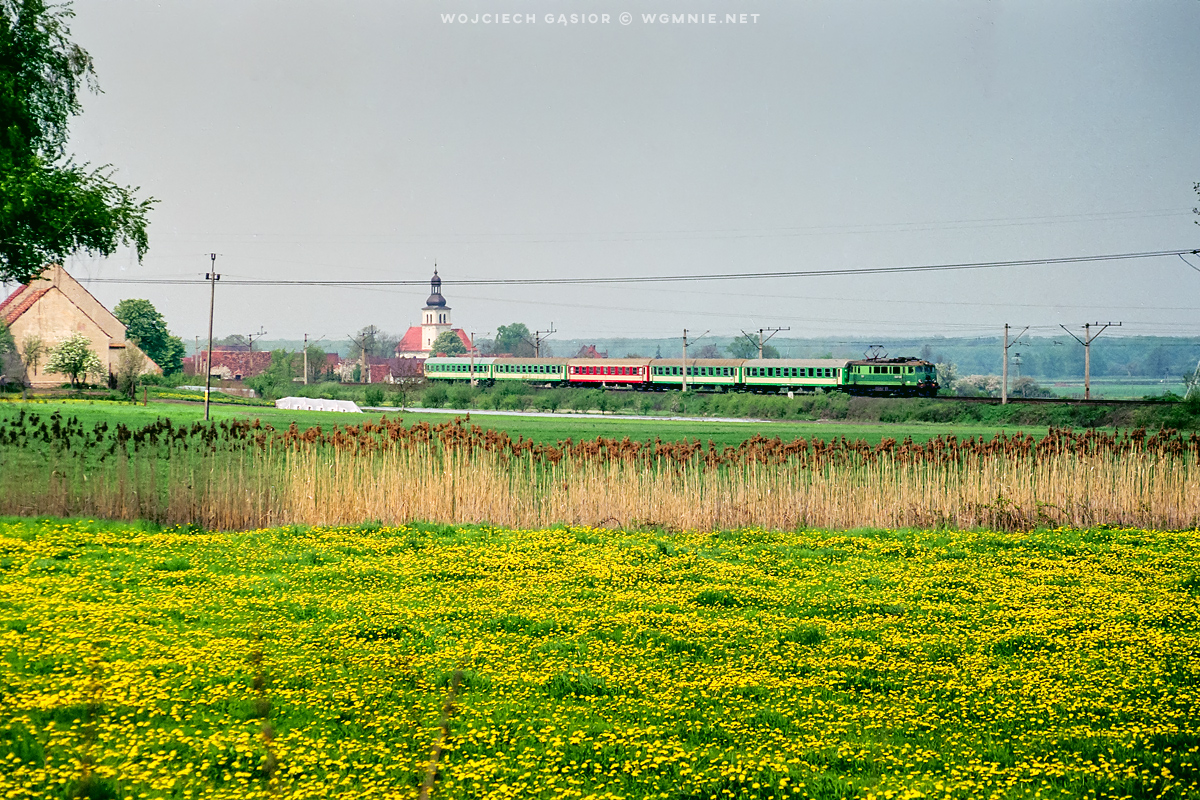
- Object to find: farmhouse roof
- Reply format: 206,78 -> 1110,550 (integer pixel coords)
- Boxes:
0,286 -> 50,327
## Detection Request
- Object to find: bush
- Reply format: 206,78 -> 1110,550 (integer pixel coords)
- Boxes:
363,387 -> 385,406
447,386 -> 476,408
501,393 -> 528,411
422,385 -> 448,408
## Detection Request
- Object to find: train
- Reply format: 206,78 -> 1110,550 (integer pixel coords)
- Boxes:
424,354 -> 939,397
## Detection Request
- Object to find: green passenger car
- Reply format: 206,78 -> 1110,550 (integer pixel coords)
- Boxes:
491,358 -> 569,385
648,359 -> 742,391
741,359 -> 844,393
423,357 -> 495,384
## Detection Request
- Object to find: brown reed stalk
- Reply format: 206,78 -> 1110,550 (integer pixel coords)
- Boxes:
3,415 -> 1200,530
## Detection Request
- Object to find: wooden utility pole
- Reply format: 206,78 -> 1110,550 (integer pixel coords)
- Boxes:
204,255 -> 219,421
1001,324 -> 1028,405
1060,322 -> 1121,399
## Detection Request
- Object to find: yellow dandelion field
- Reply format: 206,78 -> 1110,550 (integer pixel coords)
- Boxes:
1,518 -> 1197,799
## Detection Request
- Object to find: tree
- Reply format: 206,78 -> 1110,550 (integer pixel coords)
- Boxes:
44,332 -> 103,387
1010,376 -> 1054,399
494,323 -> 534,356
303,344 -> 326,383
18,332 -> 42,376
726,338 -> 779,359
430,330 -> 466,356
0,0 -> 154,285
246,349 -> 296,400
0,319 -> 20,385
349,325 -> 400,359
114,343 -> 144,398
695,344 -> 720,359
113,298 -> 184,374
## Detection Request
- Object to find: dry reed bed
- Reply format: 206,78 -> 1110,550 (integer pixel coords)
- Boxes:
2,410 -> 1199,531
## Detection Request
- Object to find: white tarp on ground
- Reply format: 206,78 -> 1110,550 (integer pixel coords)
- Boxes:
275,397 -> 363,413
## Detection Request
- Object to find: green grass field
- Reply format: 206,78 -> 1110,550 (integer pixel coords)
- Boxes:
0,398 -> 1061,448
0,518 -> 1196,799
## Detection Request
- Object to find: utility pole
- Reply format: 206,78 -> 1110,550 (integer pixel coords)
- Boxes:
1060,322 -> 1121,400
1002,324 -> 1029,405
303,333 -> 309,385
519,325 -> 557,358
737,327 -> 789,358
204,255 -> 219,421
681,329 -> 709,392
349,331 -> 371,384
245,327 -> 267,352
468,332 -> 487,386
533,325 -> 556,358
758,327 -> 790,358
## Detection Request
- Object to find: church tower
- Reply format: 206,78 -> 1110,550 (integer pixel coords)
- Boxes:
421,268 -> 451,351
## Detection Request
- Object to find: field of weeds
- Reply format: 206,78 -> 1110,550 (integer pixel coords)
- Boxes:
1,518 -> 1197,799
1,410 -> 1199,531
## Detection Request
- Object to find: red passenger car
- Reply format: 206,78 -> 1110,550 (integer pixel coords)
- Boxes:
566,358 -> 652,388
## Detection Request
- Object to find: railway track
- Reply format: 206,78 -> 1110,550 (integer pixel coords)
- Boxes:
925,395 -> 1164,407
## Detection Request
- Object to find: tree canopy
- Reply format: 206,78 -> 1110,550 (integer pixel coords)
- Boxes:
44,331 -> 102,387
493,323 -> 534,356
430,330 -> 466,356
113,298 -> 184,375
0,0 -> 154,284
727,338 -> 780,359
349,325 -> 400,360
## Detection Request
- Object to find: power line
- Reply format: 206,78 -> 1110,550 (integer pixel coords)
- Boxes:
130,207 -> 1192,244
77,247 -> 1200,287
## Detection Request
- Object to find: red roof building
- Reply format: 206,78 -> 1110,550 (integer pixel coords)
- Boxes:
394,268 -> 478,357
183,349 -> 273,381
1,265 -> 162,387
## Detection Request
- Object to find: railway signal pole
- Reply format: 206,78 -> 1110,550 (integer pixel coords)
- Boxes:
1060,322 -> 1121,400
204,255 -> 220,421
1002,324 -> 1029,405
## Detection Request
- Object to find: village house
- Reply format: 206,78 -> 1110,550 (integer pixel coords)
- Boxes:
0,265 -> 161,387
182,349 -> 273,381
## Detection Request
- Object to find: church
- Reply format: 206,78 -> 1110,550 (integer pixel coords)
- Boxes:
394,269 -> 475,358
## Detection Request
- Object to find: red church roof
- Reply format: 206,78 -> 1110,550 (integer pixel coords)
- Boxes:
396,326 -> 424,353
395,327 -> 475,355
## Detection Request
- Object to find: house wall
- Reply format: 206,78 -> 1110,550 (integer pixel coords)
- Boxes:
7,266 -> 161,387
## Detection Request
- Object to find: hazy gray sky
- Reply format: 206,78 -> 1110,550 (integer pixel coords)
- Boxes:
24,0 -> 1200,343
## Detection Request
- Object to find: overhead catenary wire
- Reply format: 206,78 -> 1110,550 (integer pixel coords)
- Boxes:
74,247 -> 1200,287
